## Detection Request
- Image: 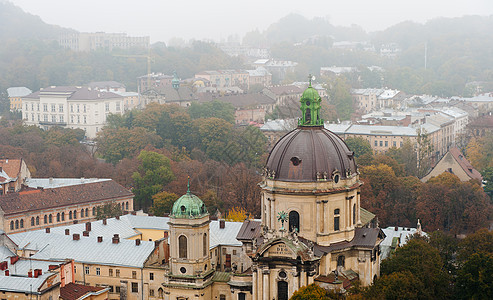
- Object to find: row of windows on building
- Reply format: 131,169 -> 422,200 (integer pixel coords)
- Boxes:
9,202 -> 129,231
286,205 -> 357,233
373,140 -> 403,148
24,102 -> 120,113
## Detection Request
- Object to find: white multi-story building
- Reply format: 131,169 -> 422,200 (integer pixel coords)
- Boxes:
22,86 -> 124,139
59,32 -> 149,52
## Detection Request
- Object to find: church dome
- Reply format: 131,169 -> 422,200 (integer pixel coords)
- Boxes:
265,126 -> 357,182
171,183 -> 208,218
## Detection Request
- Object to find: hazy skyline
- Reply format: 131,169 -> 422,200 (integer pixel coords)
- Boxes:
8,0 -> 493,43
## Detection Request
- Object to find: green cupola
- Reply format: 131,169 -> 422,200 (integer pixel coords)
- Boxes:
298,75 -> 323,126
170,178 -> 208,218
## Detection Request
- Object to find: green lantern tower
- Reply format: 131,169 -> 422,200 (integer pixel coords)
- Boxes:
298,74 -> 323,126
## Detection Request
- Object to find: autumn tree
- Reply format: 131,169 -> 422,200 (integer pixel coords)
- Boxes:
132,150 -> 175,211
96,202 -> 123,220
364,271 -> 425,300
150,191 -> 179,216
387,139 -> 418,176
466,133 -> 493,171
290,283 -> 330,300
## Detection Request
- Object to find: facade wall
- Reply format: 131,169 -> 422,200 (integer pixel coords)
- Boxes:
2,197 -> 133,234
421,152 -> 474,182
23,96 -> 124,139
9,96 -> 23,111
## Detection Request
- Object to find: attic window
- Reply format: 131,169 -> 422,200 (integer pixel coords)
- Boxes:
468,168 -> 473,173
290,157 -> 301,166
181,205 -> 186,212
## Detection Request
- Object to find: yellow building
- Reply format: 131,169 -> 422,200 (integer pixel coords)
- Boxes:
7,86 -> 32,111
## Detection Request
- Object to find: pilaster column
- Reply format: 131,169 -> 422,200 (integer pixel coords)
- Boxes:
322,200 -> 328,233
300,270 -> 306,287
316,201 -> 321,234
252,267 -> 257,300
263,269 -> 270,300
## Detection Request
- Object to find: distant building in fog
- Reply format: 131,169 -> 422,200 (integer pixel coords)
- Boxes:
59,32 -> 149,52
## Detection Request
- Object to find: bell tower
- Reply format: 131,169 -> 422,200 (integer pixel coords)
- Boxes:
168,179 -> 211,277
298,75 -> 323,126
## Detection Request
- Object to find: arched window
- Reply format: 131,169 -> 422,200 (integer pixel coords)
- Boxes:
20,219 -> 24,228
353,204 -> 356,225
15,220 -> 19,229
179,235 -> 187,258
203,233 -> 208,257
85,208 -> 88,217
61,212 -> 65,221
10,221 -> 14,230
73,210 -> 77,219
122,202 -> 125,211
126,202 -> 129,210
92,207 -> 96,216
57,213 -> 60,222
305,108 -> 311,123
44,215 -> 48,224
158,288 -> 164,299
69,211 -> 72,220
289,211 -> 300,232
334,209 -> 340,231
36,216 -> 39,225
277,281 -> 288,300
49,214 -> 52,223
31,217 -> 35,226
80,209 -> 84,218
337,255 -> 345,268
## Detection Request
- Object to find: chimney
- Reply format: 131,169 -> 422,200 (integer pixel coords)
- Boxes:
97,236 -> 103,243
28,270 -> 32,277
394,226 -> 398,231
102,219 -> 107,225
83,231 -> 89,237
154,240 -> 160,247
131,211 -> 137,215
73,220 -> 78,224
85,222 -> 91,232
112,234 -> 119,244
10,256 -> 19,265
135,239 -> 141,246
45,227 -> 50,233
48,265 -> 58,271
65,229 -> 70,235
116,215 -> 120,220
73,233 -> 80,241
5,270 -> 9,276
163,231 -> 169,239
219,220 -> 225,229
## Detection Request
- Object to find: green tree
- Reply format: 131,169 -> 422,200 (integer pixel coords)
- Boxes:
380,238 -> 451,299
364,271 -> 425,300
345,137 -> 372,158
456,252 -> 493,299
481,167 -> 493,199
326,77 -> 353,120
96,202 -> 123,220
150,191 -> 179,216
132,150 -> 175,211
188,100 -> 235,124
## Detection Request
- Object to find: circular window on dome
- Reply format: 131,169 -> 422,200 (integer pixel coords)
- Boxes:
334,174 -> 340,184
180,205 -> 186,212
180,267 -> 186,274
290,156 -> 302,166
306,101 -> 311,106
279,270 -> 287,279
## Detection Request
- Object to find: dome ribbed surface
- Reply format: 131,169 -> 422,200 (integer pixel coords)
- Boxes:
265,126 -> 357,182
171,192 -> 208,219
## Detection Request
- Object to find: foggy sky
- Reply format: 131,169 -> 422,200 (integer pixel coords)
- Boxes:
8,0 -> 493,43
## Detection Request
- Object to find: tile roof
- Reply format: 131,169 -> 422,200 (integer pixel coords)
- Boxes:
310,227 -> 384,256
60,283 -> 106,300
359,208 -> 376,226
449,147 -> 483,181
0,159 -> 22,179
0,180 -> 133,215
236,220 -> 261,241
215,93 -> 275,108
266,85 -> 302,96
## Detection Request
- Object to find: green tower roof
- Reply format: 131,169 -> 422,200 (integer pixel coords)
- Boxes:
170,179 -> 208,219
298,75 -> 323,126
172,70 -> 180,89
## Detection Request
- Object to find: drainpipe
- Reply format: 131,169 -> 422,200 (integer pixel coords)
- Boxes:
141,267 -> 144,300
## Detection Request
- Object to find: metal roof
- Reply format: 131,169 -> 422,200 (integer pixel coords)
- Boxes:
25,178 -> 110,189
209,221 -> 243,248
0,272 -> 53,293
6,87 -> 32,98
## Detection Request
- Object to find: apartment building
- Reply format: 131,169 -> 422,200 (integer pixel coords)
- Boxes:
22,86 -> 124,139
59,32 -> 149,52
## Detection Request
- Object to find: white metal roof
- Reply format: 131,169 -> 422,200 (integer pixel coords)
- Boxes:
0,273 -> 51,293
6,87 -> 32,98
25,178 -> 110,189
209,221 -> 243,248
260,119 -> 297,132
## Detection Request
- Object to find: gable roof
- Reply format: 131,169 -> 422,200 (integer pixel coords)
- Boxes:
60,283 -> 106,300
216,93 -> 275,108
449,147 -> 483,181
0,180 -> 133,215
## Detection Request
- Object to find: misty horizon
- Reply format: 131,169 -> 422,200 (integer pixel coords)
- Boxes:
7,0 -> 493,44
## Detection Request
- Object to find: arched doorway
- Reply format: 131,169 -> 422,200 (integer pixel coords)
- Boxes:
277,281 -> 288,300
289,211 -> 300,233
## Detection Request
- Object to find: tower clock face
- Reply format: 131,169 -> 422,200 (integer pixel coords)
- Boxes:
306,101 -> 311,106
